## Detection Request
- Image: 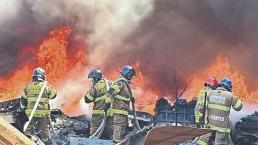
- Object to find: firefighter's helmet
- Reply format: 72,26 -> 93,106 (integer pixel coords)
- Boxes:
120,65 -> 136,81
88,69 -> 103,84
219,77 -> 232,91
33,67 -> 46,81
204,77 -> 218,89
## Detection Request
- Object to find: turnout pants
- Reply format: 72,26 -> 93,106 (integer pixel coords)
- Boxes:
196,131 -> 233,145
215,132 -> 233,145
24,116 -> 51,144
90,115 -> 114,140
90,115 -> 103,136
113,114 -> 128,143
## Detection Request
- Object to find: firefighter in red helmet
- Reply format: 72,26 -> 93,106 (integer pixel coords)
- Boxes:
195,77 -> 218,145
195,77 -> 219,124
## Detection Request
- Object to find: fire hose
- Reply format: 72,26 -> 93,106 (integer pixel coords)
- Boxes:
89,78 -> 110,139
23,81 -> 48,132
119,78 -> 141,130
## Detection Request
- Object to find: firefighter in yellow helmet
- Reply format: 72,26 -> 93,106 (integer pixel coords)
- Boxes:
105,65 -> 136,143
199,77 -> 243,145
20,67 -> 57,144
84,69 -> 111,138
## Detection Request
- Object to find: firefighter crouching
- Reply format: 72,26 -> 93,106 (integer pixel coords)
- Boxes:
105,65 -> 136,143
84,69 -> 112,138
20,67 -> 57,144
199,77 -> 243,145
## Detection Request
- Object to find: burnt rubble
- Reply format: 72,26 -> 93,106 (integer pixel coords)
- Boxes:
0,98 -> 26,131
232,111 -> 258,145
1,97 -> 258,145
50,111 -> 90,144
0,98 -> 91,144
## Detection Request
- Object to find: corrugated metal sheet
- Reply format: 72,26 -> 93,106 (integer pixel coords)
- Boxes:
144,126 -> 211,145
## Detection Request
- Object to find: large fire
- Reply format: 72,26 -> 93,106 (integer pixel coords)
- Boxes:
0,26 -> 256,116
0,26 -> 88,116
131,56 -> 257,115
184,56 -> 252,101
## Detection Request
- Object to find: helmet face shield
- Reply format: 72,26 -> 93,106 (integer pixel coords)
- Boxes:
88,69 -> 102,84
121,65 -> 136,81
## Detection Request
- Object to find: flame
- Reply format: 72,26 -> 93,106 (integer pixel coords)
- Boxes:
131,61 -> 159,114
0,26 -> 88,116
0,26 -> 256,116
184,56 -> 251,101
37,27 -> 71,84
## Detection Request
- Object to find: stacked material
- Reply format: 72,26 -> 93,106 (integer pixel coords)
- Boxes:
233,111 -> 258,145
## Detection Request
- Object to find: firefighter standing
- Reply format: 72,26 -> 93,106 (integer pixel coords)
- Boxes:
195,77 -> 218,126
20,67 -> 57,144
84,69 -> 111,138
105,65 -> 136,143
199,77 -> 243,145
195,77 -> 218,145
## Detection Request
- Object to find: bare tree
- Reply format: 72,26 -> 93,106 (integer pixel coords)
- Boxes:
162,64 -> 193,126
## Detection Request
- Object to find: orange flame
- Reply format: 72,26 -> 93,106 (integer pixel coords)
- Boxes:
184,56 -> 251,101
0,26 -> 88,116
0,26 -> 256,116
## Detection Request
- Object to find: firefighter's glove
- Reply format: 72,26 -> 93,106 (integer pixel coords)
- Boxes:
104,103 -> 111,112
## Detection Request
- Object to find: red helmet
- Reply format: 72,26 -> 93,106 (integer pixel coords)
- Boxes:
204,77 -> 218,88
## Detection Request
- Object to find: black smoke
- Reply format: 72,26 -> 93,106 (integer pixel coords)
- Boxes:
0,0 -> 91,76
104,0 -> 258,94
1,0 -> 258,96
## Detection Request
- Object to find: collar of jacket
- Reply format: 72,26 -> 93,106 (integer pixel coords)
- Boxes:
216,87 -> 228,91
119,75 -> 132,84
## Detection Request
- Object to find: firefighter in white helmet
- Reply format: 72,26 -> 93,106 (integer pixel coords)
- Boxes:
20,67 -> 57,144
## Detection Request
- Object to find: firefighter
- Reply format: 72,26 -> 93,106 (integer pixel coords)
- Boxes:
195,77 -> 218,145
200,77 -> 243,145
105,65 -> 136,143
195,77 -> 218,126
84,69 -> 111,138
20,67 -> 57,144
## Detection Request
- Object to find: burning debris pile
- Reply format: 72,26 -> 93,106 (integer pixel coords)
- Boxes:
233,111 -> 258,145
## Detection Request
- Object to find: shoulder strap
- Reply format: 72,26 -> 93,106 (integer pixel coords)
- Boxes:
102,78 -> 110,92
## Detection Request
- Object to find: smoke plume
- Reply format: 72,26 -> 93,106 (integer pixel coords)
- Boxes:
101,0 -> 258,93
1,0 -> 258,102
